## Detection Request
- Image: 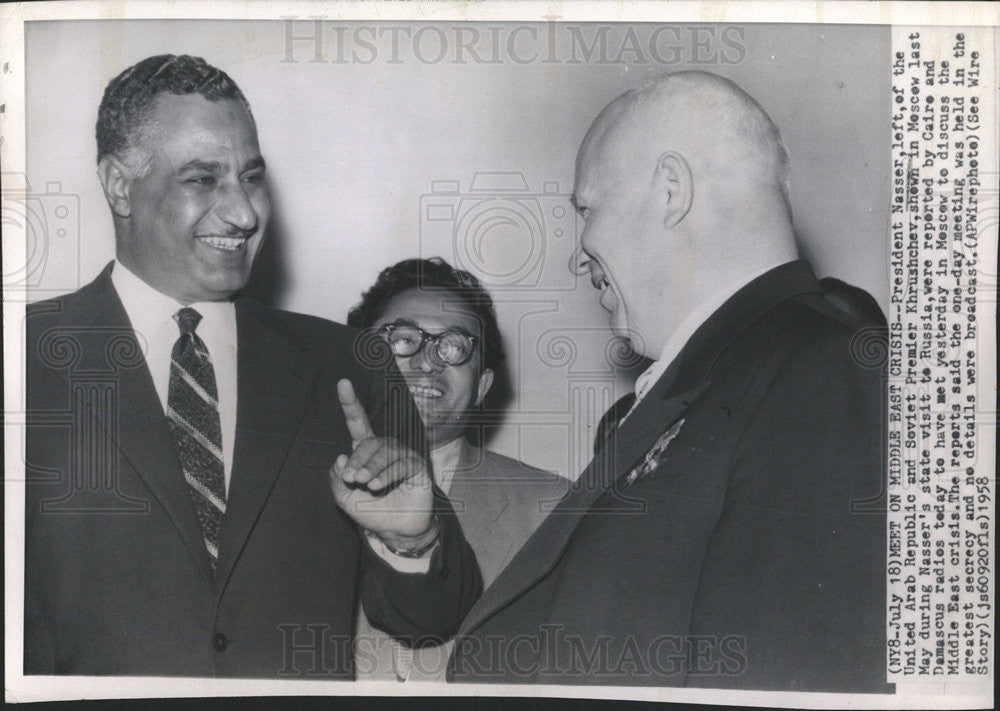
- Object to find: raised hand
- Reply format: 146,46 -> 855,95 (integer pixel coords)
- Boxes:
330,379 -> 436,547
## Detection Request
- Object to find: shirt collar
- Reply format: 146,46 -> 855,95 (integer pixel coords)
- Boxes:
110,260 -> 237,348
633,260 -> 789,401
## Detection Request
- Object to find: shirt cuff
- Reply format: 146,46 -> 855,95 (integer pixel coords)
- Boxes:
363,530 -> 435,574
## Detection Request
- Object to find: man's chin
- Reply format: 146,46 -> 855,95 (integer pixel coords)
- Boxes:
198,267 -> 254,300
609,313 -> 649,357
608,309 -> 630,340
412,401 -> 438,426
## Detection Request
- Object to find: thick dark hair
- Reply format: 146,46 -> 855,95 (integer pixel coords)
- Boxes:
96,54 -> 252,168
347,258 -> 505,372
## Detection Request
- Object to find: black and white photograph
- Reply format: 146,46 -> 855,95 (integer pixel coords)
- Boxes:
2,2 -> 996,708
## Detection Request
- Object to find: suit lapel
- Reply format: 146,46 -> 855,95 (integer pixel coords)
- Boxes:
115,358 -> 217,583
457,384 -> 704,636
455,441 -> 512,521
601,374 -> 703,488
76,266 -> 215,583
215,301 -> 319,592
456,260 -> 826,637
448,443 -> 516,586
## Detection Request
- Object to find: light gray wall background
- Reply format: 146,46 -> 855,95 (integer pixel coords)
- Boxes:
23,20 -> 890,478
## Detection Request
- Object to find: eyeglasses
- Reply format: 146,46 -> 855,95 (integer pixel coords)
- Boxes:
376,321 -> 478,367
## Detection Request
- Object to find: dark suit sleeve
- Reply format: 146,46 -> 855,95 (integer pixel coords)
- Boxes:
687,328 -> 888,692
359,493 -> 483,644
355,357 -> 482,642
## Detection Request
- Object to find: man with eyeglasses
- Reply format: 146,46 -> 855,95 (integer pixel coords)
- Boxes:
347,257 -> 569,681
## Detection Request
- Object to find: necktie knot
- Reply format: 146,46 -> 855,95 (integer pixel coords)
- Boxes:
175,307 -> 203,335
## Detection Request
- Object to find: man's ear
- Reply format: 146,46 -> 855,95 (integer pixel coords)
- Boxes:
97,155 -> 133,218
655,151 -> 693,229
474,368 -> 495,408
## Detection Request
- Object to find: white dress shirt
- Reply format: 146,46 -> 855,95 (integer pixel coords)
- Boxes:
632,262 -> 788,406
111,261 -> 238,494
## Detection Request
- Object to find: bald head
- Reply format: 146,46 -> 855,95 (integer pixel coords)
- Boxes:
571,71 -> 798,358
578,70 -> 791,225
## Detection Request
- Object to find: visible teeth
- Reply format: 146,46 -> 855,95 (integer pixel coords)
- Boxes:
199,236 -> 247,251
409,385 -> 443,398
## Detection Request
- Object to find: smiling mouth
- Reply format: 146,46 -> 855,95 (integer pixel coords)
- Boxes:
197,235 -> 249,252
588,261 -> 610,291
409,384 -> 444,400
595,272 -> 618,313
591,270 -> 611,296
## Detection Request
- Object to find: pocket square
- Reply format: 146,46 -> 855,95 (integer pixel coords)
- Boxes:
623,418 -> 686,485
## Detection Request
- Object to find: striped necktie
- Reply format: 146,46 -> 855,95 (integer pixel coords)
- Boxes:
166,307 -> 226,571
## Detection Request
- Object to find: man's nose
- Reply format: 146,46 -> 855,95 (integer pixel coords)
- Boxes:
569,244 -> 591,276
216,181 -> 258,233
408,344 -> 443,374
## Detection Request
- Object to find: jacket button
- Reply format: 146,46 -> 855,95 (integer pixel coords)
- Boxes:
213,632 -> 228,651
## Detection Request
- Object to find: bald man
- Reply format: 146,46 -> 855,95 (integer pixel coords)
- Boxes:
449,71 -> 888,692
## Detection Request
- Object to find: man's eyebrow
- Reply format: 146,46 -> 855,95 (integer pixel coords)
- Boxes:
176,157 -> 267,173
444,325 -> 476,338
243,156 -> 266,172
388,318 -> 474,337
178,159 -> 221,173
388,318 -> 420,328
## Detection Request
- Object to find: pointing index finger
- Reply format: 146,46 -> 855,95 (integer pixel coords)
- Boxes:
337,378 -> 376,445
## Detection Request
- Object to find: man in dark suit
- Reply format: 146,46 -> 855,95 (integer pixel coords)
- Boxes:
24,54 -> 479,677
449,71 -> 888,692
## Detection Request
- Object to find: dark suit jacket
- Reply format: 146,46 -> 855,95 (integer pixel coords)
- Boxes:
355,440 -> 568,680
24,263 -> 481,677
449,261 -> 889,692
